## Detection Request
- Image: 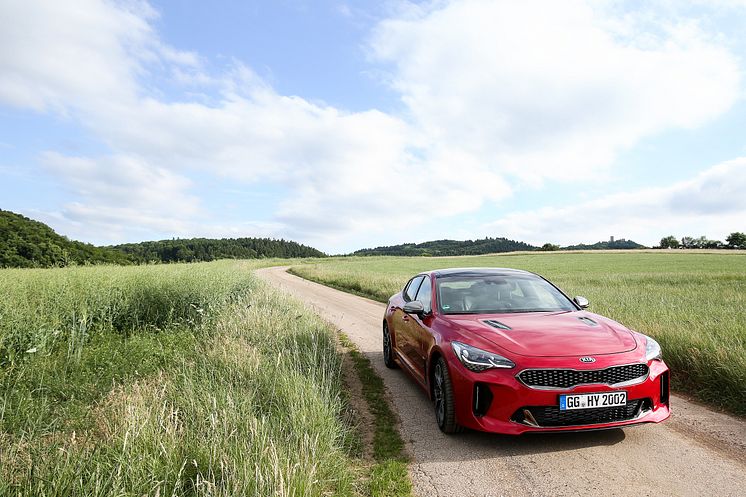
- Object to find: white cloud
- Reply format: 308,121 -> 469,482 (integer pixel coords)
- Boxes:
40,152 -> 201,241
0,0 -> 200,113
0,0 -> 743,250
370,0 -> 741,185
0,0 -> 511,246
481,158 -> 746,246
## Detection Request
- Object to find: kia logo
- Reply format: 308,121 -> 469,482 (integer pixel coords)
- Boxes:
579,356 -> 596,363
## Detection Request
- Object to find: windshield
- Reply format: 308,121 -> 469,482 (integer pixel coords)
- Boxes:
436,274 -> 575,314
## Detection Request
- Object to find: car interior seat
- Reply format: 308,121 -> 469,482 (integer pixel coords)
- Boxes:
439,287 -> 464,312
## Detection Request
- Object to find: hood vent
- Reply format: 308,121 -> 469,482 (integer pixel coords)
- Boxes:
483,319 -> 512,330
577,316 -> 598,327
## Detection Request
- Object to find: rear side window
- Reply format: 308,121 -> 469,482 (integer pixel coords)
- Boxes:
415,275 -> 432,313
404,276 -> 424,301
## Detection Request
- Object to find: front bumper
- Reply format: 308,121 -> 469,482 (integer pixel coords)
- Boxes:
449,354 -> 671,435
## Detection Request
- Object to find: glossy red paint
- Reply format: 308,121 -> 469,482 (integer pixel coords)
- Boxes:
444,312 -> 638,357
383,268 -> 671,434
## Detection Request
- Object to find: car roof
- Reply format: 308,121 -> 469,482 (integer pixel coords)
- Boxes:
427,267 -> 535,278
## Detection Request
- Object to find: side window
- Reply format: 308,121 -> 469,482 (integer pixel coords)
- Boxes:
404,276 -> 424,302
415,275 -> 432,313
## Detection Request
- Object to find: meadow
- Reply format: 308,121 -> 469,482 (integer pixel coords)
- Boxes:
0,260 -> 408,496
2,251 -> 742,495
289,251 -> 746,416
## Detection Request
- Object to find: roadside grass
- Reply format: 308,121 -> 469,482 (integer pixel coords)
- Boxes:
289,251 -> 746,416
0,260 -> 391,496
338,334 -> 411,497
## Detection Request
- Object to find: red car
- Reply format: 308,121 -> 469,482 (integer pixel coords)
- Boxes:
383,268 -> 670,434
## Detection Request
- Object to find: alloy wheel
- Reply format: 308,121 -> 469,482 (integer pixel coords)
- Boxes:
382,323 -> 398,369
434,362 -> 445,427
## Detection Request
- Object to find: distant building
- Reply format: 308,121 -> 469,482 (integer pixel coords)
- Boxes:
610,236 -> 615,243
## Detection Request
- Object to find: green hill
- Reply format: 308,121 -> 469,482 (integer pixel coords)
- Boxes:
0,209 -> 326,268
352,237 -> 536,256
562,239 -> 646,250
0,210 -> 131,268
112,237 -> 326,262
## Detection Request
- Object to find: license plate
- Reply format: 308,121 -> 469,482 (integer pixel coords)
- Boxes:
559,391 -> 627,410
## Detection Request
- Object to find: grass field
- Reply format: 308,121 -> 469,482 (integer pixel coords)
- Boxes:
3,251 -> 742,493
0,260 -> 407,496
289,251 -> 746,416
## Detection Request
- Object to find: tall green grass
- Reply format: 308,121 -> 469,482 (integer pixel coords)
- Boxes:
0,263 -> 255,365
0,260 -> 363,495
289,252 -> 746,416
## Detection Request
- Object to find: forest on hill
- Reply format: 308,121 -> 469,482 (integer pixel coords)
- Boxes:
0,210 -> 325,268
352,237 -> 536,256
113,237 -> 326,263
352,237 -> 654,256
560,239 -> 646,250
0,210 -> 131,268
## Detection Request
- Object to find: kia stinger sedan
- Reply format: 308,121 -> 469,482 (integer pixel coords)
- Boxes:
382,268 -> 670,434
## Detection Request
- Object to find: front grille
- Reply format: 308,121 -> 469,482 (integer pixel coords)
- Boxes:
518,363 -> 648,389
513,399 -> 651,427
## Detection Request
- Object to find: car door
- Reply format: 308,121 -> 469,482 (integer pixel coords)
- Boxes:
393,275 -> 424,369
407,275 -> 435,377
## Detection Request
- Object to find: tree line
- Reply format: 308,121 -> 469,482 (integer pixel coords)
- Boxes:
352,237 -> 536,256
555,239 -> 645,251
112,237 -> 325,263
659,232 -> 746,250
0,210 -> 325,268
0,210 -> 132,268
4,208 -> 742,269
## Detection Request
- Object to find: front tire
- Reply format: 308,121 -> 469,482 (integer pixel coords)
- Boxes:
433,357 -> 462,433
383,322 -> 398,369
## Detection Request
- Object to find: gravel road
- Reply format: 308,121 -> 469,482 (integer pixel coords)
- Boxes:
257,267 -> 746,497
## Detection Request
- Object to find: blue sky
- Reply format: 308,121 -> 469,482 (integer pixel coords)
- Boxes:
1,0 -> 746,254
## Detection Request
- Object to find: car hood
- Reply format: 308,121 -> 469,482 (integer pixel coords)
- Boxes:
444,311 -> 638,357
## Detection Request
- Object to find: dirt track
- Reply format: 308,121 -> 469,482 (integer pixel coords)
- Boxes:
257,267 -> 746,497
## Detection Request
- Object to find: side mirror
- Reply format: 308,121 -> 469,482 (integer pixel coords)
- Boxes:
573,296 -> 590,309
403,300 -> 425,316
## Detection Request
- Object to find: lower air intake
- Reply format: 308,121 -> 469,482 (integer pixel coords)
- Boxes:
512,399 -> 651,427
660,372 -> 669,405
473,383 -> 493,417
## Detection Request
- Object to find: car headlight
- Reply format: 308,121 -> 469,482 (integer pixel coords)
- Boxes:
645,336 -> 662,362
451,341 -> 515,372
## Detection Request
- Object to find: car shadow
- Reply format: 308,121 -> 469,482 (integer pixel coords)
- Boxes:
360,349 -> 630,463
458,426 -> 627,456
